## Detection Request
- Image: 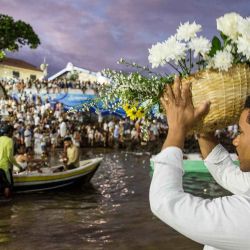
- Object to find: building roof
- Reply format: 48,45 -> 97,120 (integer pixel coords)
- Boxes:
0,57 -> 42,72
48,62 -> 98,81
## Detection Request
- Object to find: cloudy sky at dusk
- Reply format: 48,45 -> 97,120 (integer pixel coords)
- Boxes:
1,0 -> 250,76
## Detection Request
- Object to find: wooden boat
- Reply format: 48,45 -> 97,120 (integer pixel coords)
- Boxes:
13,158 -> 102,193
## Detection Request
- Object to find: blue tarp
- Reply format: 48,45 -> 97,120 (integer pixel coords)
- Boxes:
40,92 -> 95,109
39,92 -> 126,117
11,91 -> 158,119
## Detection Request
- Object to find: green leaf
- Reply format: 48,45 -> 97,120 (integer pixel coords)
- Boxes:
208,36 -> 222,57
213,36 -> 222,49
0,50 -> 5,59
220,32 -> 228,42
196,60 -> 205,65
0,14 -> 40,52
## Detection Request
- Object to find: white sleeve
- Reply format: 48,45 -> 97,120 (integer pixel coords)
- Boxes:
149,147 -> 250,250
204,144 -> 250,196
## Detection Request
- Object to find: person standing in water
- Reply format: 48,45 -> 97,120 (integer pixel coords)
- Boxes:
0,124 -> 22,198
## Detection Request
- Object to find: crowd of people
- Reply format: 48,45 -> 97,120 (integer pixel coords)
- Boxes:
0,78 -> 171,156
0,76 -> 241,200
0,78 -> 102,95
0,78 -> 239,158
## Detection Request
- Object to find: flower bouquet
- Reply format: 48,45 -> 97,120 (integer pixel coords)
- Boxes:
87,12 -> 250,132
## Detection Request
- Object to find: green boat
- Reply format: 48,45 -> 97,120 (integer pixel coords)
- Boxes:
150,153 -> 239,174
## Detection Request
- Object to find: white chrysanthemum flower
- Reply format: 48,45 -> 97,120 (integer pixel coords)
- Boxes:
148,36 -> 186,67
213,50 -> 233,71
161,36 -> 187,64
176,21 -> 202,41
148,42 -> 167,68
188,36 -> 211,58
216,12 -> 242,41
238,17 -> 250,39
237,36 -> 250,60
206,57 -> 215,69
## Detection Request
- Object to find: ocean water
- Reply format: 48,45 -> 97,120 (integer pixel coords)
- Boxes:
0,148 -> 229,250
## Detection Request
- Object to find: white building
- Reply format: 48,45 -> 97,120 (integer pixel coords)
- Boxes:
48,62 -> 109,84
0,57 -> 43,81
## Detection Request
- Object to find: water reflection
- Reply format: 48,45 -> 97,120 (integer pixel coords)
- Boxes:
0,149 -> 229,250
0,215 -> 11,244
184,173 -> 231,198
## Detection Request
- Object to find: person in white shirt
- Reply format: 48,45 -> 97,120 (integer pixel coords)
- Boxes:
108,120 -> 115,131
97,112 -> 103,127
34,115 -> 40,127
34,128 -> 42,155
103,121 -> 108,132
50,128 -> 58,151
28,91 -> 33,103
113,124 -> 120,142
87,127 -> 94,146
24,126 -> 32,151
45,100 -> 51,110
149,76 -> 250,250
59,120 -> 67,138
150,120 -> 159,138
40,104 -> 46,117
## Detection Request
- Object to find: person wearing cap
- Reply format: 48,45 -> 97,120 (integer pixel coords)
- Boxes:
0,124 -> 22,198
63,137 -> 79,170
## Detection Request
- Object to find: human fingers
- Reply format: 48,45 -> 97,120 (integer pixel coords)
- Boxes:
181,81 -> 192,105
194,100 -> 211,120
173,75 -> 181,100
160,97 -> 169,112
166,84 -> 175,102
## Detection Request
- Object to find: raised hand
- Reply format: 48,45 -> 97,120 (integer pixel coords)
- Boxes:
161,75 -> 210,150
161,75 -> 210,134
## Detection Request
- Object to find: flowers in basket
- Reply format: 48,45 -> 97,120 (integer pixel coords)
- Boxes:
85,12 -> 250,132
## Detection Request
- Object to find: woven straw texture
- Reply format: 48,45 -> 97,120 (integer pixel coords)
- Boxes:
182,64 -> 250,132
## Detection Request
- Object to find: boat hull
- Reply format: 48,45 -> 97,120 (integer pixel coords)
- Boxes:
150,153 -> 238,174
13,158 -> 102,193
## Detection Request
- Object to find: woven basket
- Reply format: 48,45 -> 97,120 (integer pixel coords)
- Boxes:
181,64 -> 250,132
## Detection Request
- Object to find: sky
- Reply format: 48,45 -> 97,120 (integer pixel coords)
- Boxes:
1,0 -> 250,77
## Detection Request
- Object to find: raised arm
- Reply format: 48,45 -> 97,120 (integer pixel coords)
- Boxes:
160,76 -> 210,151
197,132 -> 250,195
203,143 -> 250,195
197,133 -> 219,159
150,147 -> 250,249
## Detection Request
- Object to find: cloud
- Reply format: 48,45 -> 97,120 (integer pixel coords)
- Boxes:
2,0 -> 250,76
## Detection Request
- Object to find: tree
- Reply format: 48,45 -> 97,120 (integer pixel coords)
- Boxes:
0,82 -> 7,98
0,14 -> 40,59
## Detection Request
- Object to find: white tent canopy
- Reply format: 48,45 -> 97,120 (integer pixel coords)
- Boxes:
48,62 -> 98,81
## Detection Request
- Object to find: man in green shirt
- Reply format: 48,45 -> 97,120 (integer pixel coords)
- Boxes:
0,124 -> 21,198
